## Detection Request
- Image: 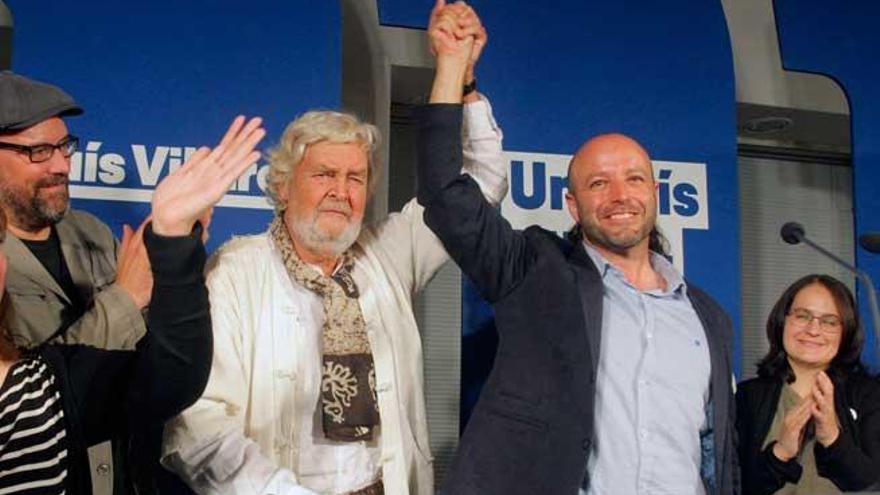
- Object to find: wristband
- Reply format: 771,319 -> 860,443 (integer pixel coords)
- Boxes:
463,78 -> 477,97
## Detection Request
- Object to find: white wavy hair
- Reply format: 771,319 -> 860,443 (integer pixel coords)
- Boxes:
265,110 -> 381,211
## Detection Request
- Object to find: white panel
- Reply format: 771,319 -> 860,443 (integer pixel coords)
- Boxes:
720,0 -> 848,114
414,262 -> 461,485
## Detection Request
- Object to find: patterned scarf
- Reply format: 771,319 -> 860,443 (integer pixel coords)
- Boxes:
270,217 -> 380,441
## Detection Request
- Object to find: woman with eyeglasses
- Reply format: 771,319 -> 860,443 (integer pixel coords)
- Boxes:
736,274 -> 880,494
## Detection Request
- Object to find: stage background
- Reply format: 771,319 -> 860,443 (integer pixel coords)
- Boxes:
5,0 -> 880,484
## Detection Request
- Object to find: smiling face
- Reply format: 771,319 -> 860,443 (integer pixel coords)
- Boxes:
783,283 -> 843,371
0,117 -> 72,236
278,141 -> 369,259
565,133 -> 657,256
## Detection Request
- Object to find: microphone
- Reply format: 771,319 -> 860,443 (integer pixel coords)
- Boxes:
860,232 -> 880,254
780,222 -> 805,245
780,222 -> 880,362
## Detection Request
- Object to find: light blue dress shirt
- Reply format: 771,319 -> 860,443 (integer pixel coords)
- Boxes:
580,243 -> 711,495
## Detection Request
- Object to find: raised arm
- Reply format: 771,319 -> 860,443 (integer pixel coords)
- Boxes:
367,1 -> 507,294
67,116 -> 266,440
134,115 -> 266,418
417,2 -> 533,303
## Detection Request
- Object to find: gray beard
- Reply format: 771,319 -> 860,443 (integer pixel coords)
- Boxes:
289,213 -> 362,258
0,183 -> 68,232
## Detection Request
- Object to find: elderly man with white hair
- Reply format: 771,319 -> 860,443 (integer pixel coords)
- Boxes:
161,5 -> 504,494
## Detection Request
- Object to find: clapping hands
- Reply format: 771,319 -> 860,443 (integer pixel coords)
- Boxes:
811,371 -> 840,447
772,370 -> 841,461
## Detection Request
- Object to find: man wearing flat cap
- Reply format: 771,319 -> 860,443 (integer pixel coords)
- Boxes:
0,71 -> 154,494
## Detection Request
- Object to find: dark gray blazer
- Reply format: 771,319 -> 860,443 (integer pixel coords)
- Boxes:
417,104 -> 739,495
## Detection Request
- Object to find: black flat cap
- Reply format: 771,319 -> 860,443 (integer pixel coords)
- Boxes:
0,71 -> 83,132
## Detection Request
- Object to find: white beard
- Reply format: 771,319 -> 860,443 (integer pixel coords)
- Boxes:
288,212 -> 362,257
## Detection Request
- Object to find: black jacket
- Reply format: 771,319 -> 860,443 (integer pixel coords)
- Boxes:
37,226 -> 212,495
417,104 -> 739,495
737,372 -> 880,494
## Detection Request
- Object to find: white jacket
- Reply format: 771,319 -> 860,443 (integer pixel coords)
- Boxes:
162,99 -> 506,495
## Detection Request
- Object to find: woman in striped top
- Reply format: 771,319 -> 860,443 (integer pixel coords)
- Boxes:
0,116 -> 265,494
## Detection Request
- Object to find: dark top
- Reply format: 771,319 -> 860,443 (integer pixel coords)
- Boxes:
415,104 -> 739,495
20,226 -> 84,312
737,373 -> 880,494
1,224 -> 212,495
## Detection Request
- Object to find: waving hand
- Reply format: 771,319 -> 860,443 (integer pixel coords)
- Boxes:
151,116 -> 266,237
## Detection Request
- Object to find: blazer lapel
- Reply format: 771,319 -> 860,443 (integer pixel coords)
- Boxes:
55,217 -> 95,297
2,233 -> 70,302
569,243 -> 603,381
689,290 -> 737,494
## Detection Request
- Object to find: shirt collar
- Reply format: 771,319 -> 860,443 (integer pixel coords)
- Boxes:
581,240 -> 687,296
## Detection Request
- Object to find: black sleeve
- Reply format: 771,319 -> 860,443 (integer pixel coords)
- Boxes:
736,386 -> 802,494
814,378 -> 880,491
67,223 -> 212,445
416,103 -> 534,303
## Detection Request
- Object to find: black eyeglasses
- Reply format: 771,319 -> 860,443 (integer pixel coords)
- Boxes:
0,135 -> 79,163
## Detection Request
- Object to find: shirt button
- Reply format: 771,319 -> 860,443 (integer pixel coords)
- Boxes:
274,370 -> 296,380
581,439 -> 591,451
639,429 -> 647,439
96,463 -> 111,476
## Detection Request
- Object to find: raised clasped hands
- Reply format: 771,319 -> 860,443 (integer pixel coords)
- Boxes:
150,116 -> 266,237
429,0 -> 487,80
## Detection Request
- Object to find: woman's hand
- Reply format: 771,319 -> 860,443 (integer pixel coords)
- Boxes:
812,371 -> 840,447
773,396 -> 813,461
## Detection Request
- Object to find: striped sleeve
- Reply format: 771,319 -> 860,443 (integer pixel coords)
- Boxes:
0,358 -> 68,494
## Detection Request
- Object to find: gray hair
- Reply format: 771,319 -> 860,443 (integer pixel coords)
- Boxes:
265,110 -> 381,210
